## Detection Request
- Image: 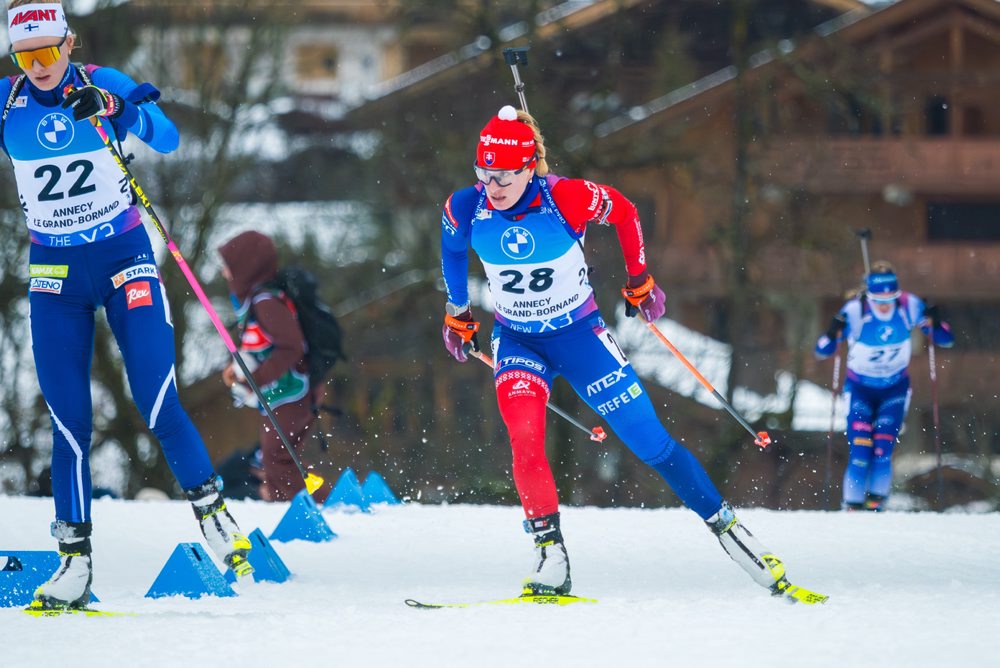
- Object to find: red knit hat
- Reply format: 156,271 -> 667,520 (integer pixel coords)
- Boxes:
476,105 -> 536,170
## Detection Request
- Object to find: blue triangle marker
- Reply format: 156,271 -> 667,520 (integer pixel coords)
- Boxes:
1,551 -> 99,607
323,467 -> 370,511
361,471 -> 401,505
145,543 -> 236,599
269,488 -> 337,543
225,528 -> 290,584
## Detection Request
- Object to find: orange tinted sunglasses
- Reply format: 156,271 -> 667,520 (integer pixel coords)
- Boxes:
9,30 -> 67,70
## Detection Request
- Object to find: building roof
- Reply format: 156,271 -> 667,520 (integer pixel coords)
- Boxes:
354,0 -> 647,109
589,0 -> 1000,141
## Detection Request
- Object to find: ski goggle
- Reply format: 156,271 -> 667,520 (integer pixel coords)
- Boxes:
473,158 -> 535,187
8,30 -> 67,70
868,290 -> 901,303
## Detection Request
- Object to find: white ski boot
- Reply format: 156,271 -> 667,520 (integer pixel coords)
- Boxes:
186,476 -> 253,578
707,502 -> 790,594
522,512 -> 571,595
707,502 -> 829,604
31,520 -> 93,610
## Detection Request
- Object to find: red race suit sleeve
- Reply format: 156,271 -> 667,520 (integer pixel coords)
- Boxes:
549,178 -> 647,277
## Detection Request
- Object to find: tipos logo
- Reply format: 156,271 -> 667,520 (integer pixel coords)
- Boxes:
126,281 -> 152,309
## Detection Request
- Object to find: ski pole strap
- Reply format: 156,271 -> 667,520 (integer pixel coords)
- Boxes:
445,313 -> 480,344
622,275 -> 656,317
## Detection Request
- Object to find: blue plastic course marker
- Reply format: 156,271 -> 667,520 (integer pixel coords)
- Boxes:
361,471 -> 401,505
224,528 -> 290,584
269,488 -> 338,543
323,467 -> 370,511
1,551 -> 99,607
144,543 -> 236,599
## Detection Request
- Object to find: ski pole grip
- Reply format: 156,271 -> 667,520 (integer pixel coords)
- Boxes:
503,46 -> 529,66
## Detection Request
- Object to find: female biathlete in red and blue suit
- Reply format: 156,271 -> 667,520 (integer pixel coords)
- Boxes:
1,0 -> 250,610
440,105 -> 822,601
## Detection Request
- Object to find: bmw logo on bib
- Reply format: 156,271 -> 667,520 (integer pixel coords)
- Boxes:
37,112 -> 75,150
502,226 -> 535,260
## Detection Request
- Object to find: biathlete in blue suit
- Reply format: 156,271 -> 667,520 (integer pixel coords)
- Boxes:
815,260 -> 954,511
2,0 -> 250,610
441,105 -> 814,599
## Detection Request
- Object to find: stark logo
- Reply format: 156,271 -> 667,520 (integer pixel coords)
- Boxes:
126,281 -> 152,309
111,263 -> 158,289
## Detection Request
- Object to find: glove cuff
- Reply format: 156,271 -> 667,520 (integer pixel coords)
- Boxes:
622,274 -> 655,306
444,313 -> 479,346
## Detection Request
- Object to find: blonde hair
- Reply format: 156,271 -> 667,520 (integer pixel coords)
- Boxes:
871,259 -> 896,274
9,0 -> 61,8
516,109 -> 549,177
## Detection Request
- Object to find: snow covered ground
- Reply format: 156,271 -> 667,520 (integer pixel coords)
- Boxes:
2,496 -> 997,668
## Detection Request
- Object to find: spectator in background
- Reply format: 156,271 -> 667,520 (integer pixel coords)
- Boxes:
816,260 -> 954,511
218,231 -> 317,501
216,445 -> 266,501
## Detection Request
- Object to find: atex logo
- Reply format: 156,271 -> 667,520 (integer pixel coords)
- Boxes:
586,368 -> 627,396
29,277 -> 62,294
126,281 -> 152,309
111,263 -> 158,289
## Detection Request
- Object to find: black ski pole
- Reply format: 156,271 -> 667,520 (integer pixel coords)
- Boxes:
928,336 -> 944,508
470,350 -> 607,443
855,228 -> 872,278
825,344 -> 842,510
503,46 -> 530,112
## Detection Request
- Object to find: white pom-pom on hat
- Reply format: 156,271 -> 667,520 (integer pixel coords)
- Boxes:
497,105 -> 519,121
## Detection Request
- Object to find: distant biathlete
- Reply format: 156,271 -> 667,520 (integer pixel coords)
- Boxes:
815,261 -> 953,510
440,105 -> 823,602
1,0 -> 251,610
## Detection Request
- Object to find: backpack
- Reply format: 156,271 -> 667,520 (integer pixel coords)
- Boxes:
261,267 -> 346,387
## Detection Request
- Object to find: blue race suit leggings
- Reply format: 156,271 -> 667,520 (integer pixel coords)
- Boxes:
29,225 -> 214,522
842,376 -> 911,505
493,312 -> 724,520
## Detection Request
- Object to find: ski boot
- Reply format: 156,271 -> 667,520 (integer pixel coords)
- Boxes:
522,512 -> 571,596
185,476 -> 253,578
706,501 -> 828,604
31,520 -> 93,610
863,493 -> 887,512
